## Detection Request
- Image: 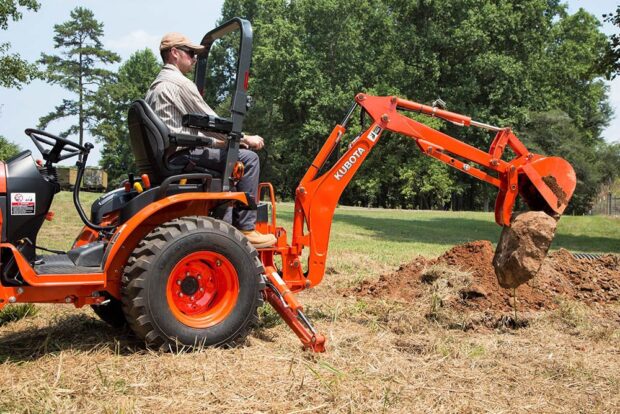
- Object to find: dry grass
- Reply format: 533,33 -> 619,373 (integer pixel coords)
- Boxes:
0,195 -> 618,412
1,283 -> 618,413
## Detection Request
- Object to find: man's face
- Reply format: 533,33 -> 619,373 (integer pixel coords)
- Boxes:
173,47 -> 196,74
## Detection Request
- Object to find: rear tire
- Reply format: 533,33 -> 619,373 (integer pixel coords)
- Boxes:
121,216 -> 264,350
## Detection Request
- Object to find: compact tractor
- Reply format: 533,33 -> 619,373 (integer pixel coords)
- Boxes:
0,19 -> 575,352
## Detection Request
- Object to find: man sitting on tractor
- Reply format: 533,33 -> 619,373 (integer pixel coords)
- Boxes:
145,32 -> 276,248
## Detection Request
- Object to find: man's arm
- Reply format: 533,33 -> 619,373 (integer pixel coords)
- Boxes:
241,134 -> 265,150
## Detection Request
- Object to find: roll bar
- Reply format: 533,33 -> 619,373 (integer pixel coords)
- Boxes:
194,18 -> 253,191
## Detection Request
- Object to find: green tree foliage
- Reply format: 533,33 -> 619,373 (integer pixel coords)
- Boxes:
38,7 -> 120,145
218,0 -> 614,212
602,6 -> 620,79
0,135 -> 21,161
0,0 -> 40,88
91,49 -> 161,186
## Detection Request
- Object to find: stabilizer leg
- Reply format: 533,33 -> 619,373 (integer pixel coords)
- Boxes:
262,271 -> 326,352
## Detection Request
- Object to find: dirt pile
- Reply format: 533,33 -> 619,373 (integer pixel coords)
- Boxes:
493,211 -> 557,289
354,241 -> 620,313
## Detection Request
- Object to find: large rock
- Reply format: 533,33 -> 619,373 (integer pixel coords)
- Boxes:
493,211 -> 558,289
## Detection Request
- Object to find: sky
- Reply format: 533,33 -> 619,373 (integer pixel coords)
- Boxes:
0,0 -> 618,166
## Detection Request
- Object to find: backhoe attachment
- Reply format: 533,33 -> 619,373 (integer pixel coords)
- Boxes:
264,94 -> 576,352
290,94 -> 577,295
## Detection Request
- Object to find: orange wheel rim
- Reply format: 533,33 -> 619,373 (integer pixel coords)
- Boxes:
166,251 -> 239,328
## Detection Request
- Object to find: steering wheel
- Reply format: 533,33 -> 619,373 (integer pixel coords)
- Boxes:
25,128 -> 87,164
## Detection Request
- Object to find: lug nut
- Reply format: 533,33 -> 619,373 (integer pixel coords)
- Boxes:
200,288 -> 204,292
179,293 -> 184,297
216,260 -> 221,267
177,280 -> 181,285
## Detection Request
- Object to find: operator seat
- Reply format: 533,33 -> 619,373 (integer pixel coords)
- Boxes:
127,99 -> 221,185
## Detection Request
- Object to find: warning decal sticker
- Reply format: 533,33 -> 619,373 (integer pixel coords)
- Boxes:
11,193 -> 36,215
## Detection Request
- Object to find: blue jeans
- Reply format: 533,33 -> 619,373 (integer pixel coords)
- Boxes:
182,147 -> 260,231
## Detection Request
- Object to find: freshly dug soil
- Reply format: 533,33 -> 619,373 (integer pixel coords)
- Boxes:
493,211 -> 557,289
354,241 -> 620,313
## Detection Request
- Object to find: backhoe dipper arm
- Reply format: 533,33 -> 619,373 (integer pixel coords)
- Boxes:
293,93 -> 575,288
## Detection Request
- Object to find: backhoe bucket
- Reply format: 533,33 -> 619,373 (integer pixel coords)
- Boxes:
494,155 -> 576,226
518,156 -> 576,217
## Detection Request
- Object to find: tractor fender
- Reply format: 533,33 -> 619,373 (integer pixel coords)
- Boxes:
101,191 -> 250,297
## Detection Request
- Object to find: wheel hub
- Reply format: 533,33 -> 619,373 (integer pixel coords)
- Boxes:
180,276 -> 199,296
166,251 -> 239,327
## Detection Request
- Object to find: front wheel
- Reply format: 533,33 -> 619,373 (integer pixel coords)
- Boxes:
121,216 -> 264,350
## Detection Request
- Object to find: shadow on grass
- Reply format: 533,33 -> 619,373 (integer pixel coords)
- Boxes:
327,212 -> 619,253
0,313 -> 142,363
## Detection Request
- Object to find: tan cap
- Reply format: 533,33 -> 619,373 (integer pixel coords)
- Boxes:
159,32 -> 205,52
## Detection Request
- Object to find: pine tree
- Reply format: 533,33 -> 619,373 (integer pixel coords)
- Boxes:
38,7 -> 120,145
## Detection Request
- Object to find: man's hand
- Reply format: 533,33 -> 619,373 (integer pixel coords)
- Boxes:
241,134 -> 265,150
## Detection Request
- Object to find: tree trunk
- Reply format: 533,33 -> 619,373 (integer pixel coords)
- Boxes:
483,195 -> 490,212
79,49 -> 84,146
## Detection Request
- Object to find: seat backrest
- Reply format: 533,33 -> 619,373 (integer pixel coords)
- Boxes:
128,99 -> 184,184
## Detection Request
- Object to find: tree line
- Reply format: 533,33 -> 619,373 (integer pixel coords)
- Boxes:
1,0 -> 620,214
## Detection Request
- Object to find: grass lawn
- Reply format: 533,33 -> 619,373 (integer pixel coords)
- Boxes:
39,193 -> 619,259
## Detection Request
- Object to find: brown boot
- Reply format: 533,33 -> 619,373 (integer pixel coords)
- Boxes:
241,230 -> 277,248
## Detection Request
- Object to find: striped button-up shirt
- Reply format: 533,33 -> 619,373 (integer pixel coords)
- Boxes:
145,64 -> 226,146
